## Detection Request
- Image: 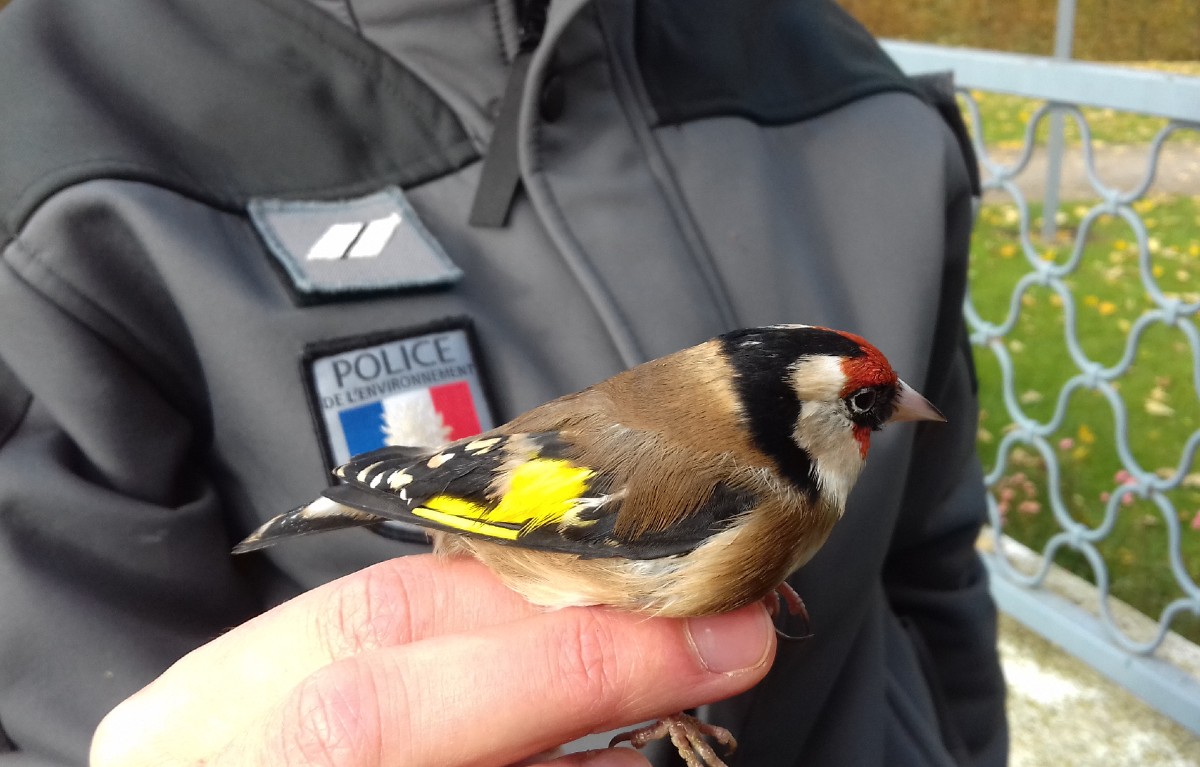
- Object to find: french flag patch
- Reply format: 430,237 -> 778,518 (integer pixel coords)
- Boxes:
338,381 -> 482,458
305,321 -> 496,468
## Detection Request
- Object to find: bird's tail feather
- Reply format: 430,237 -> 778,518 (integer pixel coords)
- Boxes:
233,495 -> 383,553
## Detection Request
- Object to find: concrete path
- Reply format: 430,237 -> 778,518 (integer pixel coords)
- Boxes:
1001,613 -> 1200,766
980,143 -> 1199,202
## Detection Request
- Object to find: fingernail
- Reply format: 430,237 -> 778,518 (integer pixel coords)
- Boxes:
685,605 -> 773,674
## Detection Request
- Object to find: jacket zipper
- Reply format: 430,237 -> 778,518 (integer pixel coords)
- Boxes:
468,0 -> 551,227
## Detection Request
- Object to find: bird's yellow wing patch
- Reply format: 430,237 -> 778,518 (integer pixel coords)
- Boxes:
413,498 -> 521,539
413,458 -> 594,540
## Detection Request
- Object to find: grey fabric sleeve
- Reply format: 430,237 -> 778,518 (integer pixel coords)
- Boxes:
0,234 -> 263,764
882,184 -> 1008,766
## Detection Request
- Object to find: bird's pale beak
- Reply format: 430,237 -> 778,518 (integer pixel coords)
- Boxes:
889,380 -> 947,423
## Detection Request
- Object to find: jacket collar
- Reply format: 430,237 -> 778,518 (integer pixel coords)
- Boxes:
302,0 -> 525,144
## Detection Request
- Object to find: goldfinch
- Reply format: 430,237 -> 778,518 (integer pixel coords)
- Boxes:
235,324 -> 944,767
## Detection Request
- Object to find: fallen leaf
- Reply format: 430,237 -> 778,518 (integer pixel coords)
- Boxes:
1144,399 -> 1175,417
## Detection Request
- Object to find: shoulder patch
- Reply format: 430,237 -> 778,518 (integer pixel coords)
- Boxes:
303,319 -> 497,470
249,186 -> 462,300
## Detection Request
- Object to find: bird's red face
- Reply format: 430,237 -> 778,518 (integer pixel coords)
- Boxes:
720,325 -> 944,509
768,328 -> 944,509
834,331 -> 901,459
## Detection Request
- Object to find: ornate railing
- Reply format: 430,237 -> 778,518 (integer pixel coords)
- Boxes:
883,40 -> 1200,735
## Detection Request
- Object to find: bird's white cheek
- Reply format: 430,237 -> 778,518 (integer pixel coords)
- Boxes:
792,402 -> 866,511
788,355 -> 846,402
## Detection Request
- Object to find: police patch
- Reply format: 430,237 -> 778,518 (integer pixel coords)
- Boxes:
304,320 -> 496,471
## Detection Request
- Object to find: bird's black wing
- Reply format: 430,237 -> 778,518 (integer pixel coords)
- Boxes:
237,431 -> 757,559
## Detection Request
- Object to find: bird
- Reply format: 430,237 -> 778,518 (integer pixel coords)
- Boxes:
235,324 -> 944,766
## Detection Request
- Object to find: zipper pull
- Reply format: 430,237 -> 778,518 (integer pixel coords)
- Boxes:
469,0 -> 550,228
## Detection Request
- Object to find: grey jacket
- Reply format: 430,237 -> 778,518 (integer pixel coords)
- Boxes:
0,0 -> 1006,764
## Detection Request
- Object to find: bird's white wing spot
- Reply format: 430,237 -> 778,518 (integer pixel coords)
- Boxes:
427,453 -> 455,469
356,461 -> 385,483
388,471 -> 414,489
300,495 -> 353,520
465,437 -> 502,453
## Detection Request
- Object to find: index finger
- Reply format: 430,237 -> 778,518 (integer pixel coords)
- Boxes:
213,603 -> 775,767
94,555 -> 543,761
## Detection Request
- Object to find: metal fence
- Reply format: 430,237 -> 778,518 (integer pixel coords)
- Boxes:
882,40 -> 1200,735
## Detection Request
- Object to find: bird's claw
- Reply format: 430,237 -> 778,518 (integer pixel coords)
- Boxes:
764,583 -> 813,642
610,713 -> 736,767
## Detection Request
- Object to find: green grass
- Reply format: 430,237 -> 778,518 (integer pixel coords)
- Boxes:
969,195 -> 1200,642
965,67 -> 1200,642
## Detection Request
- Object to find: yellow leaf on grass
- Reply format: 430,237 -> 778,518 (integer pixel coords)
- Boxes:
1144,399 -> 1175,417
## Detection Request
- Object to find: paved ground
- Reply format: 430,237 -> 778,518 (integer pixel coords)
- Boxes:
1000,613 -> 1200,766
981,143 -> 1198,201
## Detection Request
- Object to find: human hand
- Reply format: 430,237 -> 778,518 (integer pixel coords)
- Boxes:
91,555 -> 775,767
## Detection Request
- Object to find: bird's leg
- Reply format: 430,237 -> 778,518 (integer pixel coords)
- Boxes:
763,589 -> 781,618
765,582 -> 813,643
775,582 -> 809,623
610,713 -> 736,767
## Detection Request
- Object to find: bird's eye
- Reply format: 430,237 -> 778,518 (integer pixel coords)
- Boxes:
848,388 -> 877,415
